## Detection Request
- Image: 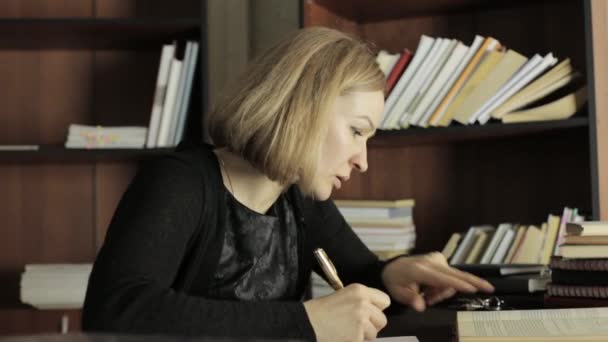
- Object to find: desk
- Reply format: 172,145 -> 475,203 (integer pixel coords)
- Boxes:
380,294 -> 545,342
0,333 -> 303,342
0,295 -> 545,342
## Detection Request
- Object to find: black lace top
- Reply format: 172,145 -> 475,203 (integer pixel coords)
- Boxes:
205,190 -> 300,301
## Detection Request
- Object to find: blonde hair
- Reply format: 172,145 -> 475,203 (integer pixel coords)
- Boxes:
206,27 -> 385,195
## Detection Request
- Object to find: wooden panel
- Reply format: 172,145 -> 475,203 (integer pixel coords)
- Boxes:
95,0 -> 200,18
0,309 -> 81,335
361,14 -> 474,54
92,50 -> 158,126
94,162 -> 138,249
0,164 -> 96,264
0,164 -> 96,308
250,0 -> 301,58
303,0 -> 359,36
590,0 -> 608,220
360,1 -> 585,69
0,50 -> 93,145
310,0 -> 539,22
475,1 -> 586,73
0,1 -> 93,18
206,0 -> 250,109
333,129 -> 592,252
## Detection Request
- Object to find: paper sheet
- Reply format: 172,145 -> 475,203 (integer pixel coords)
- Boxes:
458,307 -> 608,337
374,337 -> 419,342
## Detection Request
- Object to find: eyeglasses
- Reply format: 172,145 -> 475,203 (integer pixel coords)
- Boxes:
447,296 -> 513,311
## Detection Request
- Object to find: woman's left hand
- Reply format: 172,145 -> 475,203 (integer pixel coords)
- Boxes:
381,252 -> 494,311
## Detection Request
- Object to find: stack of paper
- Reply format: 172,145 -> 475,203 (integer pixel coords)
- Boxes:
65,124 -> 147,149
20,263 -> 92,309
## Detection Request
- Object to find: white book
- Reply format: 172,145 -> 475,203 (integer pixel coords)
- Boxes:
338,206 -> 413,219
352,226 -> 415,235
167,42 -> 193,146
479,223 -> 510,264
384,38 -> 444,129
146,43 -> 175,148
475,53 -> 558,124
467,54 -> 543,124
68,124 -> 147,136
156,59 -> 183,147
381,35 -> 434,129
0,145 -> 40,151
428,35 -> 485,126
490,225 -> 516,264
409,41 -> 468,126
173,41 -> 200,146
450,225 -> 494,265
403,39 -> 457,126
376,50 -> 401,76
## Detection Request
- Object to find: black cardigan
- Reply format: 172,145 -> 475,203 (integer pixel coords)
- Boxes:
82,143 -> 387,340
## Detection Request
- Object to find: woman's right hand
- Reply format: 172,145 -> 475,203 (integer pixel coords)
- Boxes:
303,283 -> 391,342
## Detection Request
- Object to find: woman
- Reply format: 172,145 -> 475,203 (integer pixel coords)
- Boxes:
83,27 -> 493,341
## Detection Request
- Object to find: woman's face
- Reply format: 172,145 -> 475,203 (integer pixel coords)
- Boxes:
312,90 -> 385,200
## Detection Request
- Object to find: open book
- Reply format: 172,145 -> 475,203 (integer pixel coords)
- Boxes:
458,307 -> 608,341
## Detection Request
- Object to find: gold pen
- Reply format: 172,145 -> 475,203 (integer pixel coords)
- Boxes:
314,248 -> 344,290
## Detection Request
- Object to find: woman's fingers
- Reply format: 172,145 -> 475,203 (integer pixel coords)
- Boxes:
366,287 -> 392,310
425,287 -> 456,306
367,303 -> 388,331
389,286 -> 426,312
411,257 -> 494,293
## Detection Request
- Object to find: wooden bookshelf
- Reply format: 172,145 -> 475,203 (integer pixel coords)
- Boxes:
0,0 -> 204,335
0,18 -> 200,49
0,146 -> 175,162
304,0 -> 605,254
371,117 -> 590,147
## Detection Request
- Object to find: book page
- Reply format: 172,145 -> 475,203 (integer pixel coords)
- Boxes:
374,337 -> 419,342
458,308 -> 608,337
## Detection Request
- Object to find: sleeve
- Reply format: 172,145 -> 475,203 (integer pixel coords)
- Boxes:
82,156 -> 316,340
302,198 -> 389,291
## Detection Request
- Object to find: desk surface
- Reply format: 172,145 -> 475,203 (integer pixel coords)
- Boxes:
0,295 -> 545,342
0,333 -> 303,342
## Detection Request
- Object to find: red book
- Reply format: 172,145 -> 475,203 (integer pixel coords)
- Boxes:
385,48 -> 412,96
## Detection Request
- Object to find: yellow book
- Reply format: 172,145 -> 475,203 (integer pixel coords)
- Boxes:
511,225 -> 543,264
501,86 -> 587,123
504,225 -> 525,263
454,49 -> 527,123
464,231 -> 490,264
447,49 -> 505,125
427,36 -> 501,126
458,307 -> 608,341
441,232 -> 462,260
540,214 -> 560,265
492,58 -> 576,118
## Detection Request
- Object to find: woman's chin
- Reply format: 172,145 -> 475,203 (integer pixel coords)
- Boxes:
312,186 -> 332,201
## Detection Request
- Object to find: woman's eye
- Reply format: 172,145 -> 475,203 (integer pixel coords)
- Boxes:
351,127 -> 363,137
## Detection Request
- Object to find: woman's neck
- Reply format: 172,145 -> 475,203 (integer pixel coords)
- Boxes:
214,148 -> 286,215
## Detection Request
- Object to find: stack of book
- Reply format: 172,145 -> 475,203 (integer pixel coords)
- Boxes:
376,34 -> 586,128
335,198 -> 416,260
146,40 -> 199,148
443,206 -> 584,266
311,198 -> 416,298
546,221 -> 608,306
442,206 -> 585,294
65,124 -> 147,149
20,263 -> 92,309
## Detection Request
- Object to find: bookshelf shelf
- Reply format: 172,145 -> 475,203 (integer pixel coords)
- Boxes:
0,146 -> 175,162
0,18 -> 200,49
310,0 -> 544,22
371,117 -> 590,147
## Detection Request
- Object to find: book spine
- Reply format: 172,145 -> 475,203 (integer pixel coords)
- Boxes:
547,284 -> 608,298
550,257 -> 608,271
